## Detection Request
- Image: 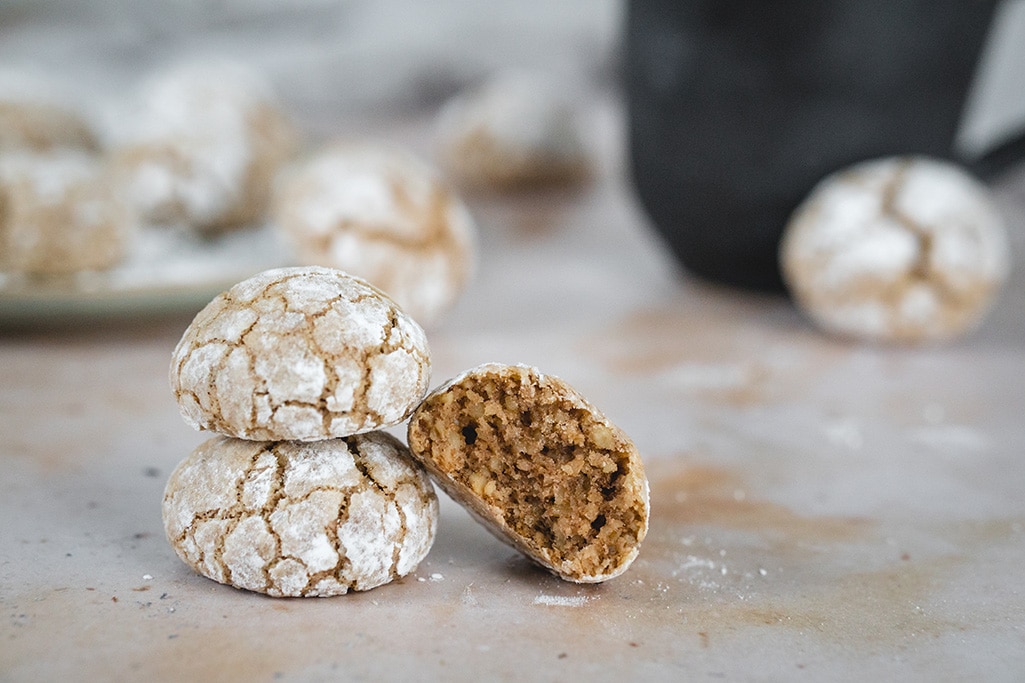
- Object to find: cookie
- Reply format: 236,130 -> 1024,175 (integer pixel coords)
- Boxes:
406,363 -> 648,583
435,71 -> 591,190
0,67 -> 97,152
780,156 -> 1010,343
110,60 -> 298,232
162,433 -> 439,596
273,142 -> 476,326
170,266 -> 431,441
0,150 -> 134,275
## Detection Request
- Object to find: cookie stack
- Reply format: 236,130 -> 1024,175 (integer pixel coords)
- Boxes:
165,265 -> 650,595
163,266 -> 439,597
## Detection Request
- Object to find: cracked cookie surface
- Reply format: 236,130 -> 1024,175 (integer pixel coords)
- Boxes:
162,433 -> 438,596
780,156 -> 1010,343
407,363 -> 648,583
273,142 -> 475,327
170,266 -> 431,441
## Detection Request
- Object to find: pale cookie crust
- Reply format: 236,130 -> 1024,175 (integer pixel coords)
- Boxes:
435,71 -> 591,190
0,67 -> 97,152
0,150 -> 134,274
407,363 -> 649,583
162,433 -> 439,597
273,142 -> 476,327
110,60 -> 298,232
781,156 -> 1011,343
170,266 -> 431,441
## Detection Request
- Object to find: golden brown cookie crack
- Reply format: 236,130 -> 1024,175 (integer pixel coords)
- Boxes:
174,440 -> 422,596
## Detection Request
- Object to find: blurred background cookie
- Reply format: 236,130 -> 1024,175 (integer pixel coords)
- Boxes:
109,59 -> 299,233
273,142 -> 476,326
434,70 -> 591,191
0,66 -> 97,153
0,150 -> 135,275
780,156 -> 1011,343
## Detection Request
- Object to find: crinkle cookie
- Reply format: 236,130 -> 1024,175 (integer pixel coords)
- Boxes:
407,363 -> 649,583
780,156 -> 1010,343
0,150 -> 134,274
435,71 -> 591,190
170,266 -> 431,441
110,60 -> 298,232
273,143 -> 476,326
0,67 -> 97,152
162,433 -> 439,596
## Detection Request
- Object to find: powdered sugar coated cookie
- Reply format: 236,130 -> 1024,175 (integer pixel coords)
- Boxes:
0,150 -> 134,274
273,142 -> 475,326
0,67 -> 97,152
780,156 -> 1010,343
435,71 -> 591,190
162,433 -> 438,596
110,60 -> 298,232
170,266 -> 431,441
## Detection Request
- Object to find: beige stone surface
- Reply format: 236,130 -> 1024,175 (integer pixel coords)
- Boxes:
2,4 -> 1025,680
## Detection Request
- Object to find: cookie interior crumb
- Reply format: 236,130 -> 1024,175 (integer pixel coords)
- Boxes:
409,366 -> 646,580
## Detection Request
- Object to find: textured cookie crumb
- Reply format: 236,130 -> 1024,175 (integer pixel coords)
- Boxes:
780,156 -> 1010,343
162,433 -> 438,597
407,363 -> 648,583
170,266 -> 431,441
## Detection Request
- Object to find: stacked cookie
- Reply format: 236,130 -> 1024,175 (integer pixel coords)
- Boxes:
165,266 -> 649,594
163,266 -> 439,596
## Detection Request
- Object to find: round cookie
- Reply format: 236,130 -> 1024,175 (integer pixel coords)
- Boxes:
407,363 -> 649,583
0,67 -> 97,152
780,156 -> 1010,343
170,266 -> 431,441
273,142 -> 476,326
162,433 -> 439,597
0,150 -> 134,275
435,71 -> 591,190
110,60 -> 298,232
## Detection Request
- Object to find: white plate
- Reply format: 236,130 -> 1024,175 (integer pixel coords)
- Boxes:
0,223 -> 294,327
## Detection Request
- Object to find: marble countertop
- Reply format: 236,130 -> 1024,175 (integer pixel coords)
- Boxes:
2,4 -> 1025,681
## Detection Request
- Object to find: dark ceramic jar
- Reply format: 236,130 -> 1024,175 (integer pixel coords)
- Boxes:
624,0 -> 1000,291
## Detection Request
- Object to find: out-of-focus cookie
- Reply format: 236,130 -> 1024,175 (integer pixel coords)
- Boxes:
170,266 -> 431,442
435,71 -> 591,190
162,433 -> 439,597
273,142 -> 476,327
0,150 -> 134,274
0,67 -> 97,153
407,363 -> 648,583
780,156 -> 1010,343
110,60 -> 298,232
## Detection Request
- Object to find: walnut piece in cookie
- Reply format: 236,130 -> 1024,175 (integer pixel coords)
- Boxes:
162,433 -> 439,596
780,156 -> 1010,343
435,71 -> 591,191
273,142 -> 476,327
109,60 -> 298,232
0,150 -> 135,275
407,363 -> 649,583
170,266 -> 431,441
